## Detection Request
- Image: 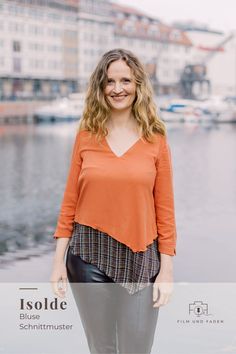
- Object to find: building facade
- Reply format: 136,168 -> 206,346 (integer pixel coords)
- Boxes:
0,0 -> 78,100
3,1 -> 233,100
76,0 -> 114,91
0,0 -> 195,99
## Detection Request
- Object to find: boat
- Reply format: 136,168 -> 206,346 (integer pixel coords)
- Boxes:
158,98 -> 213,123
33,92 -> 85,123
199,96 -> 236,123
157,96 -> 236,123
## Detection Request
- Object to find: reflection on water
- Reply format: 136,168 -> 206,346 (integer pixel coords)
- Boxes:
0,123 -> 79,267
0,120 -> 236,281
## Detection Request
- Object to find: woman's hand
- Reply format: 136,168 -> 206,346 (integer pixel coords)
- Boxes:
153,253 -> 174,308
50,238 -> 70,298
50,260 -> 68,298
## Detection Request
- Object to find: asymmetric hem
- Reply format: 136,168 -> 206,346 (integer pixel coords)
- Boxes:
69,222 -> 161,295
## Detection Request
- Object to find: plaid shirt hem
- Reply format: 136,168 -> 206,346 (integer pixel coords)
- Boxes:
69,222 -> 161,295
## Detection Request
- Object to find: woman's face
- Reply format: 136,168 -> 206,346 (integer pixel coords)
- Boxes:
104,59 -> 136,112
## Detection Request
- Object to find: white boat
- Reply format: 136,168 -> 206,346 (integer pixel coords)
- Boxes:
199,96 -> 236,123
158,98 -> 213,123
33,92 -> 85,122
157,96 -> 236,123
160,110 -> 185,122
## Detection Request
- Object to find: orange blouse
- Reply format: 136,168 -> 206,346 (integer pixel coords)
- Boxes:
53,129 -> 177,256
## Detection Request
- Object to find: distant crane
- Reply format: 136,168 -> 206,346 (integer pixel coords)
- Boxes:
180,32 -> 235,99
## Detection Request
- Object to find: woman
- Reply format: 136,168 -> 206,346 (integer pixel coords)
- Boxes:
50,48 -> 177,354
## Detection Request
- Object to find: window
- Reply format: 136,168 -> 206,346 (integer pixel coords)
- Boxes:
141,17 -> 149,25
9,22 -> 23,32
123,22 -> 135,33
13,57 -> 21,73
66,30 -> 77,39
48,12 -> 61,21
64,15 -> 76,23
29,24 -> 43,35
13,40 -> 21,52
129,14 -> 138,22
148,26 -> 160,37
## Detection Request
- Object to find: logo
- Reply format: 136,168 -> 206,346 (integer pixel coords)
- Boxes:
189,301 -> 210,317
176,299 -> 224,325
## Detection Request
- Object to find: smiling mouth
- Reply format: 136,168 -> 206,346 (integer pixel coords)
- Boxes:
111,95 -> 128,100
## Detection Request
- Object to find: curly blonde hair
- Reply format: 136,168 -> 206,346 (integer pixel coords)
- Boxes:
78,48 -> 166,143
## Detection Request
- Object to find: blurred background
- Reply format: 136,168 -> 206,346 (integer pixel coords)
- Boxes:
0,0 -> 236,283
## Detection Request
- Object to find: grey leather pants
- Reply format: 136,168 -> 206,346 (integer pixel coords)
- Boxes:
66,246 -> 159,354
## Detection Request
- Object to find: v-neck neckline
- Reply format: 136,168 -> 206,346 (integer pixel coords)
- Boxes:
104,136 -> 142,158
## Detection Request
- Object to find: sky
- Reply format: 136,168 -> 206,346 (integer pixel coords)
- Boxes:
115,0 -> 236,33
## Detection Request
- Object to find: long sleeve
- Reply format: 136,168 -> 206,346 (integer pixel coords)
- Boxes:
153,135 -> 177,256
53,131 -> 82,238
